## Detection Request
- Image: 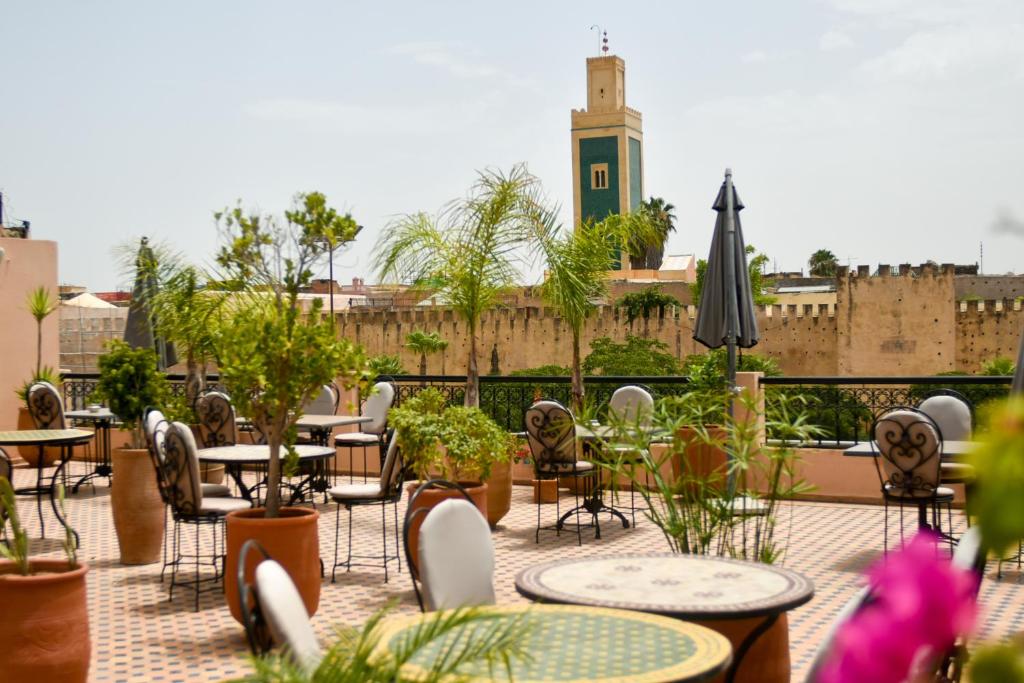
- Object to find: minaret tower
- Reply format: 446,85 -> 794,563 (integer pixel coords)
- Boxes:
571,32 -> 644,269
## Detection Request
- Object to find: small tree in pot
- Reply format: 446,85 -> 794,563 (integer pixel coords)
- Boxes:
212,191 -> 372,623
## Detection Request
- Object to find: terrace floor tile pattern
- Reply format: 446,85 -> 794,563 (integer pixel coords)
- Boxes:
8,465 -> 1024,683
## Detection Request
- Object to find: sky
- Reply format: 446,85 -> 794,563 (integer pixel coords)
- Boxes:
2,0 -> 1023,291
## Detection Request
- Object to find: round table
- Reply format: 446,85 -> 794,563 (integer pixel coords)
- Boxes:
64,408 -> 117,491
374,603 -> 732,683
197,444 -> 335,504
515,554 -> 814,683
0,429 -> 94,546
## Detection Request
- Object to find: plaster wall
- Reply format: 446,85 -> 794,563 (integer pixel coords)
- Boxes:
955,299 -> 1024,373
0,238 -> 59,430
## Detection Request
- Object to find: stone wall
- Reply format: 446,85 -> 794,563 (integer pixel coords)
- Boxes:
955,275 -> 1024,302
955,299 -> 1024,373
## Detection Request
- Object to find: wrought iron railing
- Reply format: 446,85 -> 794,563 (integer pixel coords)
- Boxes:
761,375 -> 1012,446
60,372 -> 225,412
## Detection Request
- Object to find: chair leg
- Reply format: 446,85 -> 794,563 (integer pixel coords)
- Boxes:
535,490 -> 542,544
883,498 -> 889,556
332,503 -> 341,583
393,501 -> 401,574
194,523 -> 201,612
169,520 -> 179,602
381,502 -> 389,583
573,481 -> 582,546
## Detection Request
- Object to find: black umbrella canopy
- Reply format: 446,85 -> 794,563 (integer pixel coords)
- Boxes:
1013,326 -> 1024,395
123,237 -> 177,370
693,169 -> 760,385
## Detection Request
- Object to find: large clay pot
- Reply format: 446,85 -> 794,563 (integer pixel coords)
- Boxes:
0,559 -> 91,682
16,407 -> 62,467
697,613 -> 791,683
111,448 -> 164,565
405,481 -> 487,573
225,507 -> 321,625
484,462 -> 512,528
200,463 -> 226,485
672,426 -> 729,491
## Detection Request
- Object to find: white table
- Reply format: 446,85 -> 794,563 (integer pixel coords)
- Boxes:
65,408 -> 117,491
236,414 -> 371,446
198,444 -> 335,504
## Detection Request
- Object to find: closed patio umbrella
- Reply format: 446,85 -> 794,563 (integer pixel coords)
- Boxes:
1013,326 -> 1024,394
693,168 -> 760,390
123,237 -> 176,370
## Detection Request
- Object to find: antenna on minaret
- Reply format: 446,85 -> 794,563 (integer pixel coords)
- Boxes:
589,25 -> 607,55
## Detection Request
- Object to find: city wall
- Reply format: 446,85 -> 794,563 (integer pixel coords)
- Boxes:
335,263 -> 1024,376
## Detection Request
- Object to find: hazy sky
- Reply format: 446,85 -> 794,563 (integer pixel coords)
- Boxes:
3,0 -> 1023,290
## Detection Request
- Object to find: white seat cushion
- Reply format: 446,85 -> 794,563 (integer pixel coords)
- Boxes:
419,499 -> 495,611
256,559 -> 323,673
329,483 -> 383,501
199,497 -> 252,514
334,432 -> 380,445
883,483 -> 955,499
201,483 -> 231,497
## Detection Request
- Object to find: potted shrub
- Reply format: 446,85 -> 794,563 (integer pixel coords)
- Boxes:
212,192 -> 371,625
93,340 -> 170,564
16,286 -> 62,466
389,388 -> 514,555
0,478 -> 90,682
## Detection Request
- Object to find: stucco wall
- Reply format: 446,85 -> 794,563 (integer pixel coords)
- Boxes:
955,299 -> 1024,373
0,238 -> 59,430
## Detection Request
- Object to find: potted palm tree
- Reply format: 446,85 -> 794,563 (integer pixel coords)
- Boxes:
0,478 -> 90,681
93,340 -> 171,564
16,286 -> 61,465
374,165 -> 540,408
213,192 -> 372,624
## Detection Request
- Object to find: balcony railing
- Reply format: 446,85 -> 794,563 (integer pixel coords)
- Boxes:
59,372 -> 1012,446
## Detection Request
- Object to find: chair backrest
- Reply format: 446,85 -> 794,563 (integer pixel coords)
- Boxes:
418,498 -> 495,611
805,587 -> 873,683
27,381 -> 66,430
524,400 -> 577,472
872,408 -> 943,498
238,540 -> 323,673
161,422 -> 203,514
609,385 -> 655,429
302,385 -> 337,417
403,479 -> 476,611
144,408 -> 169,460
952,526 -> 986,588
0,448 -> 11,522
918,395 -> 972,442
378,430 -> 403,496
362,382 -> 395,435
196,391 -> 238,448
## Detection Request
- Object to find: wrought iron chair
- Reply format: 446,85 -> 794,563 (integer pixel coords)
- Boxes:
933,526 -> 987,683
26,381 -> 90,487
154,421 -> 251,610
402,479 -> 478,612
524,400 -> 596,546
417,498 -> 496,612
918,391 -> 976,488
329,429 -> 403,583
0,447 -> 11,540
238,540 -> 323,674
334,381 -> 394,483
607,385 -> 656,525
871,408 -> 954,555
296,383 -> 340,446
196,391 -> 238,448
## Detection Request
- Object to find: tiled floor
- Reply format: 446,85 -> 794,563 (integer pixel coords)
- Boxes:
9,465 -> 1024,683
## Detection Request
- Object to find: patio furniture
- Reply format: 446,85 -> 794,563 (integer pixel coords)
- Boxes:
334,381 -> 394,483
918,392 -> 976,487
64,408 -> 114,491
0,446 -> 11,536
27,381 -> 92,486
329,429 -> 403,583
0,428 -> 92,547
157,422 -> 252,611
373,603 -> 733,683
804,587 -> 873,683
197,444 -> 336,505
871,408 -> 954,554
417,498 -> 495,611
402,479 -> 477,610
515,553 -> 813,683
297,383 -> 340,443
606,384 -> 656,525
196,391 -> 239,448
238,540 -> 323,674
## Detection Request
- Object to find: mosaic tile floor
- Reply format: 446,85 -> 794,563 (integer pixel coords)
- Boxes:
8,465 -> 1024,683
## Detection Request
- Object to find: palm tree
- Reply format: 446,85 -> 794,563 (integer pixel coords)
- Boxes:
374,165 -> 538,407
529,210 -> 658,412
405,330 -> 448,376
808,249 -> 839,277
26,287 -> 57,377
629,197 -> 677,270
616,286 -> 682,338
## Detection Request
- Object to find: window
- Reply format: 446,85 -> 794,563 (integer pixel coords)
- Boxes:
591,163 -> 609,190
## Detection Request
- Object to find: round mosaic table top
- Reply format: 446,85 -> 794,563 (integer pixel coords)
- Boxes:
196,444 -> 334,464
0,428 -> 95,446
375,603 -> 732,683
516,554 -> 814,620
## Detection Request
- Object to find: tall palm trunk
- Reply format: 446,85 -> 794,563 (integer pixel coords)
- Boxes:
465,322 -> 480,408
419,354 -> 427,377
184,353 -> 204,414
570,331 -> 584,414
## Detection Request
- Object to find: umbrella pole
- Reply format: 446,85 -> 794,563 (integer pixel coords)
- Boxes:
723,168 -> 739,495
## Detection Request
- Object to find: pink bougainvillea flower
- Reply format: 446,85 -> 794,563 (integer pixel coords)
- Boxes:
818,532 -> 977,683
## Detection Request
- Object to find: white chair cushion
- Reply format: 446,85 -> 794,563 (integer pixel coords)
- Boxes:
952,526 -> 983,573
918,396 -> 972,442
418,499 -> 495,611
334,432 -> 381,445
362,382 -> 394,435
201,483 -> 231,497
302,385 -> 336,416
256,559 -> 323,673
883,483 -> 955,499
329,483 -> 383,501
199,497 -> 252,514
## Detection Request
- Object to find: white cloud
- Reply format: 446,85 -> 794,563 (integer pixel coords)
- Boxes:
386,41 -> 500,79
819,29 -> 855,51
859,23 -> 1024,81
741,50 -> 768,63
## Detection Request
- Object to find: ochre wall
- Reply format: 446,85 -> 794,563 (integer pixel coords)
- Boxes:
0,238 -> 59,430
955,299 -> 1024,373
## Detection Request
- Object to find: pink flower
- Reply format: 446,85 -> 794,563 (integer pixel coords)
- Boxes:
818,532 -> 977,683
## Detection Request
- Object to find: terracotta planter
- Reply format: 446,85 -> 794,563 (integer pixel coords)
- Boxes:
672,426 -> 729,491
0,559 -> 90,682
484,462 -> 512,528
16,407 -> 63,467
225,507 -> 321,625
111,447 -> 164,565
200,463 -> 225,485
405,481 -> 488,573
696,613 -> 790,683
532,478 -> 558,504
